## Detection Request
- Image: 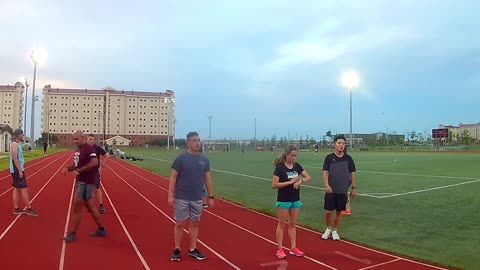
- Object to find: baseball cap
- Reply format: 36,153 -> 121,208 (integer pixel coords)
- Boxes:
13,128 -> 24,138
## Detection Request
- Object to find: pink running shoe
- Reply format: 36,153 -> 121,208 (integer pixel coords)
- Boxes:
289,247 -> 304,256
276,249 -> 287,259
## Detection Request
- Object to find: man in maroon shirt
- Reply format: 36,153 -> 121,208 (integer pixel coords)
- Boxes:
62,131 -> 107,242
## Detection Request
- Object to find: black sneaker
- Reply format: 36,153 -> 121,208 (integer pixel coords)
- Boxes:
64,231 -> 76,243
26,208 -> 39,216
90,229 -> 107,237
188,248 -> 206,260
99,205 -> 106,214
13,208 -> 25,215
170,248 -> 181,261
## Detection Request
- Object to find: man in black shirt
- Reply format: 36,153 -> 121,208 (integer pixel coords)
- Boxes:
321,135 -> 357,241
88,134 -> 110,214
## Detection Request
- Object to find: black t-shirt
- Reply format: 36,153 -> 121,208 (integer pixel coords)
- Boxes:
93,144 -> 107,169
322,153 -> 356,194
274,162 -> 304,202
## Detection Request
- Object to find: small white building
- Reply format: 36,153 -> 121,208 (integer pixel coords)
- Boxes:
105,135 -> 131,147
0,124 -> 13,152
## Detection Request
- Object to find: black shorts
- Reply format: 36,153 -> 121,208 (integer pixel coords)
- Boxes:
324,193 -> 348,211
11,171 -> 27,189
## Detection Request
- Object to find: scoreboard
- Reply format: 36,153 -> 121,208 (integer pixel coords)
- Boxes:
432,128 -> 449,139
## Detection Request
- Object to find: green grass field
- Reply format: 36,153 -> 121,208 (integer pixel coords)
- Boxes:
0,147 -> 68,171
125,148 -> 477,269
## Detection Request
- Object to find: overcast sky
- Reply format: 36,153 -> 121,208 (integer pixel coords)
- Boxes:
1,0 -> 479,141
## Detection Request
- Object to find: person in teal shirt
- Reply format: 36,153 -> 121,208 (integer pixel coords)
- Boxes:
10,129 -> 39,216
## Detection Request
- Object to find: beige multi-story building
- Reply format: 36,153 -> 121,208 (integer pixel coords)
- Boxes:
42,85 -> 175,146
0,82 -> 25,130
439,124 -> 480,142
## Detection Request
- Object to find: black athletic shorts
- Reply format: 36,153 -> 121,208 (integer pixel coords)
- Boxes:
11,171 -> 27,189
324,193 -> 348,211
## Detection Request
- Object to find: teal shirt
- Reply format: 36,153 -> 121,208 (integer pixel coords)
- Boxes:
9,142 -> 25,173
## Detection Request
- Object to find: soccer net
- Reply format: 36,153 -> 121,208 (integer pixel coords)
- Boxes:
202,142 -> 231,152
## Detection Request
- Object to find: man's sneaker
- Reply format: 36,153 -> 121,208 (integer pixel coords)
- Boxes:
99,205 -> 106,214
90,229 -> 107,237
276,248 -> 287,259
332,230 -> 340,241
13,208 -> 25,215
26,208 -> 39,216
64,232 -> 76,243
171,248 -> 181,261
202,203 -> 208,209
322,228 -> 332,240
188,248 -> 207,260
341,210 -> 352,215
289,247 -> 304,257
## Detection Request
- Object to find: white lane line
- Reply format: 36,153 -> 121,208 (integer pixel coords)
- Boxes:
101,182 -> 151,270
0,152 -> 66,183
138,155 -> 379,198
356,258 -> 401,270
378,179 -> 480,198
58,178 -> 76,270
105,164 -> 242,270
0,153 -> 69,198
116,159 -> 456,270
333,251 -> 372,264
0,156 -> 69,240
111,160 -> 338,270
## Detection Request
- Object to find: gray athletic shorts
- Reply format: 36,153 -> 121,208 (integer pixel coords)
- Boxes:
76,181 -> 95,200
174,199 -> 203,222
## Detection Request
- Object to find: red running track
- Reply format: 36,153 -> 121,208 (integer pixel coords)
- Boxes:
0,153 -> 457,270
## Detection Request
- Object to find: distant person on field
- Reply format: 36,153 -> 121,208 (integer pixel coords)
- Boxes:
88,134 -> 110,214
321,135 -> 356,241
168,132 -> 214,261
314,144 -> 319,155
43,141 -> 48,156
63,131 -> 107,243
10,129 -> 39,216
272,145 -> 311,259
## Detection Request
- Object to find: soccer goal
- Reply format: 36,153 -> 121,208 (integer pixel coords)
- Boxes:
203,142 -> 231,152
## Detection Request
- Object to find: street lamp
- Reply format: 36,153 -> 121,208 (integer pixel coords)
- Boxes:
208,115 -> 213,141
341,70 -> 359,150
164,98 -> 173,150
29,47 -> 47,148
20,77 -> 29,133
47,110 -> 52,146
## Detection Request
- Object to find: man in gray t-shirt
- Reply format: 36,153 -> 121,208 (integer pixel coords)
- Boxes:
168,132 -> 214,262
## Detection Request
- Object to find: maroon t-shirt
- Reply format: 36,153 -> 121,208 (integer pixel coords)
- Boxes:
74,143 -> 97,184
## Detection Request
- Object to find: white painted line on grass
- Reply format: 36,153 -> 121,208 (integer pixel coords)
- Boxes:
111,160 -> 339,270
0,156 -> 69,240
139,155 -> 379,198
378,179 -> 480,198
101,182 -> 151,270
105,164 -> 242,270
58,178 -> 76,270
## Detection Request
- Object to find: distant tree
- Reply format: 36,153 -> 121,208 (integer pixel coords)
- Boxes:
326,130 -> 333,141
271,134 -> 277,145
459,130 -> 474,150
37,132 -> 59,144
409,131 -> 417,147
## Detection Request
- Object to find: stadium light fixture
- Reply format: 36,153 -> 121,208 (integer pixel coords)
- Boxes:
341,70 -> 360,150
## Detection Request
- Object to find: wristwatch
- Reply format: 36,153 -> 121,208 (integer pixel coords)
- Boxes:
208,196 -> 215,199
351,186 -> 356,189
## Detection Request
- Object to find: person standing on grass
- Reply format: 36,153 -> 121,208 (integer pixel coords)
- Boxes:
88,134 -> 110,214
168,131 -> 214,262
43,141 -> 48,156
10,129 -> 39,216
272,145 -> 312,259
62,131 -> 107,243
321,135 -> 356,241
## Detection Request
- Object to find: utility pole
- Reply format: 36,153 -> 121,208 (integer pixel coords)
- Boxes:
208,115 -> 213,141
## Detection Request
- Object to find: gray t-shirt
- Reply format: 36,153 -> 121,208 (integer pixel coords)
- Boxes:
171,152 -> 210,201
322,153 -> 356,194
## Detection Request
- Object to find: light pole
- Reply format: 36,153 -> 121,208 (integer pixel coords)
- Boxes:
165,98 -> 172,150
47,110 -> 52,146
208,115 -> 213,141
21,77 -> 29,133
29,47 -> 47,148
341,71 -> 360,150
